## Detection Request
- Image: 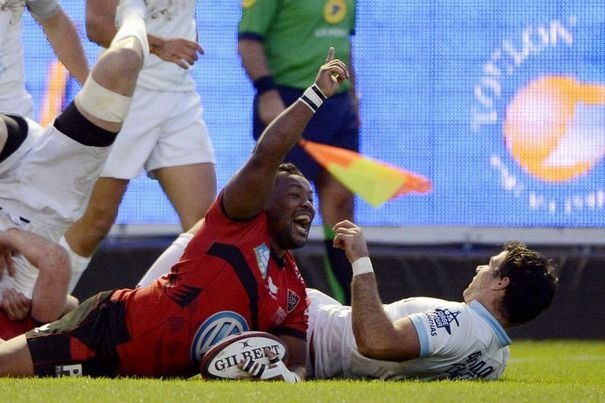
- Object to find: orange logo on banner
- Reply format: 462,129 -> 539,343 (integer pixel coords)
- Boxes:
504,75 -> 605,182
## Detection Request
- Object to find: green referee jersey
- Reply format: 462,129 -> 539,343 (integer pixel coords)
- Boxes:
239,0 -> 355,92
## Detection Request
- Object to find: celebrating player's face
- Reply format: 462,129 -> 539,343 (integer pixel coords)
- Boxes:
266,174 -> 315,255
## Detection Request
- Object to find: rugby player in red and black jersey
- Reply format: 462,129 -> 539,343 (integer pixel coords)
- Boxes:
0,45 -> 349,380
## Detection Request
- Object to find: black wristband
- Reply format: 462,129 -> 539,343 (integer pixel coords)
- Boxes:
253,75 -> 278,95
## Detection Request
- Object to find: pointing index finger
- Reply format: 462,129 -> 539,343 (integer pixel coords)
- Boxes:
325,47 -> 335,63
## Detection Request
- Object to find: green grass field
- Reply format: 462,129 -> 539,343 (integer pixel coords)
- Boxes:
1,340 -> 603,402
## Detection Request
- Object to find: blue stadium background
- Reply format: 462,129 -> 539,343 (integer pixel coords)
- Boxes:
21,1 -> 605,234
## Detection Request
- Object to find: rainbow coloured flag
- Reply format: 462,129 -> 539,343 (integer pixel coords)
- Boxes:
298,139 -> 432,208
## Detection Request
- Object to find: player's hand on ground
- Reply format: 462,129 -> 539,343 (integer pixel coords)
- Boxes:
152,37 -> 203,69
258,90 -> 286,126
314,47 -> 349,98
1,288 -> 32,321
333,220 -> 369,263
238,347 -> 300,382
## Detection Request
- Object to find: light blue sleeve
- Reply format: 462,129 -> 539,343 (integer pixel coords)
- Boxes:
408,313 -> 430,357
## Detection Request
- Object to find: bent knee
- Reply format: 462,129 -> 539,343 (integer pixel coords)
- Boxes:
103,40 -> 144,77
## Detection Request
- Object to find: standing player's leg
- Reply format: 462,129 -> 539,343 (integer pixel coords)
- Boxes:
155,163 -> 217,231
60,0 -> 151,289
317,172 -> 355,304
73,0 -> 149,133
62,177 -> 128,271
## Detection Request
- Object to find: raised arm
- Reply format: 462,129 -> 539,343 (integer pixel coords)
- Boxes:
86,0 -> 203,69
223,48 -> 348,220
333,220 -> 421,361
0,229 -> 70,323
36,6 -> 89,85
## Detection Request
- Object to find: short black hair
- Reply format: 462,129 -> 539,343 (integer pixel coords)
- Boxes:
497,241 -> 558,326
277,162 -> 304,177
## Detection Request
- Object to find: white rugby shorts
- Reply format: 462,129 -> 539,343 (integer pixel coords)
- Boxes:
101,88 -> 215,179
0,89 -> 34,118
0,123 -> 111,297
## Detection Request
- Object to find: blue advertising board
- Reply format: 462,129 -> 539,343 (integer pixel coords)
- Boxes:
18,1 -> 605,237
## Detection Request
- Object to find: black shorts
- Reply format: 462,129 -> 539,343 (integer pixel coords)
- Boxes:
253,88 -> 360,183
25,290 -> 129,377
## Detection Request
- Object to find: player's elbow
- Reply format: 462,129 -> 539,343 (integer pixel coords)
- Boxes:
354,329 -> 419,362
356,338 -> 389,360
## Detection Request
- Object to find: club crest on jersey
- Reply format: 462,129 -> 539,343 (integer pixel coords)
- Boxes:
254,243 -> 270,279
425,308 -> 461,336
287,289 -> 300,313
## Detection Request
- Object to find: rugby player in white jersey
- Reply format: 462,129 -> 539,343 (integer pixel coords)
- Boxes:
63,0 -> 217,288
0,0 -> 149,337
306,220 -> 558,380
0,0 -> 88,117
137,219 -> 558,381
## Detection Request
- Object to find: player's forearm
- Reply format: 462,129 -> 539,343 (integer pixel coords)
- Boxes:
238,38 -> 273,81
253,101 -> 313,162
42,10 -> 90,85
1,229 -> 67,272
0,229 -> 70,322
351,272 -> 400,359
223,100 -> 314,219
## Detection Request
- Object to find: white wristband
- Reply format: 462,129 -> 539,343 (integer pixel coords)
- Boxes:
299,84 -> 327,112
351,257 -> 374,276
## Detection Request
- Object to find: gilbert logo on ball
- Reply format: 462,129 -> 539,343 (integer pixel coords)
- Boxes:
199,331 -> 288,379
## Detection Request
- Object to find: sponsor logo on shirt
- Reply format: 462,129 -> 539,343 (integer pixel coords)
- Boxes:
287,289 -> 300,313
190,311 -> 249,365
147,0 -> 186,22
254,243 -> 270,279
0,0 -> 25,24
34,323 -> 51,333
55,364 -> 83,377
267,276 -> 279,299
242,0 -> 257,9
323,0 -> 347,24
446,350 -> 497,379
272,306 -> 287,325
425,308 -> 461,336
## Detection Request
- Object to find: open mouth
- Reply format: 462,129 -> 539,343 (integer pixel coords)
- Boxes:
293,214 -> 311,235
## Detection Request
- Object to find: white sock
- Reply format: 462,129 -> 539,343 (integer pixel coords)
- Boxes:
112,0 -> 150,59
137,233 -> 193,288
59,236 -> 92,294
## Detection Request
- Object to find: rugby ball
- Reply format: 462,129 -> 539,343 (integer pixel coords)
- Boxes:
200,331 -> 288,379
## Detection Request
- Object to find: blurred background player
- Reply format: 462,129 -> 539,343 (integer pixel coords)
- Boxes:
0,0 -> 149,337
63,0 -> 217,290
0,0 -> 89,117
238,0 -> 359,303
